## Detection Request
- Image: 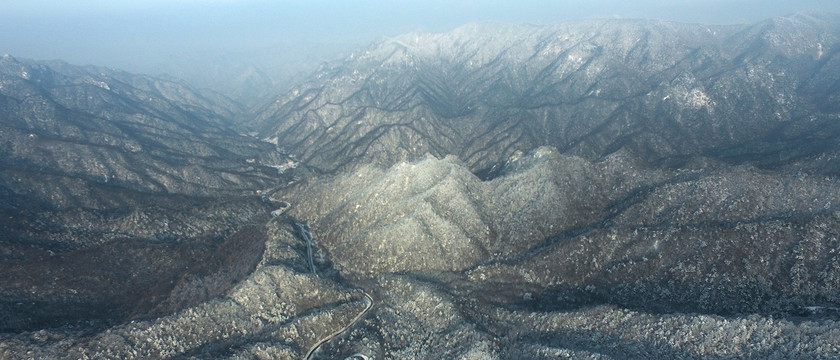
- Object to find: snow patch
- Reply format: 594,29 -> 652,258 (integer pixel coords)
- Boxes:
94,81 -> 110,90
87,78 -> 111,90
688,88 -> 714,110
265,159 -> 298,174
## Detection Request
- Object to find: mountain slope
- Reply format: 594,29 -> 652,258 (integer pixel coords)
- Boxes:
0,54 -> 299,260
5,148 -> 839,359
0,56 -> 296,331
252,13 -> 840,175
277,146 -> 840,316
0,55 -> 292,207
4,14 -> 840,359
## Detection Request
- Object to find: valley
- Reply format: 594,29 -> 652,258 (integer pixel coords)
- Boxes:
2,13 -> 840,359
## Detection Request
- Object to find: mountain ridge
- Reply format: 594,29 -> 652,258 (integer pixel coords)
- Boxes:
251,13 -> 840,176
3,13 -> 840,359
0,55 -> 296,333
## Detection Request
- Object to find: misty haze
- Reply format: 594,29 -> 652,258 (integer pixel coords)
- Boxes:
2,1 -> 840,359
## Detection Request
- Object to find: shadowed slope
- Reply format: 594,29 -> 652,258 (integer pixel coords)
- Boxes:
0,57 -> 295,331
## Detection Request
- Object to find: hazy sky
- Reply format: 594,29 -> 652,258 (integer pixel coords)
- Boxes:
2,0 -> 838,77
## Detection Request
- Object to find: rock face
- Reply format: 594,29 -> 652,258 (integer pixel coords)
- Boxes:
4,13 -> 840,360
252,13 -> 840,176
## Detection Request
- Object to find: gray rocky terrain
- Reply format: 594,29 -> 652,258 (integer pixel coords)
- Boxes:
3,12 -> 840,359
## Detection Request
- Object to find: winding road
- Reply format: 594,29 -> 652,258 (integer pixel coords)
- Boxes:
304,290 -> 375,360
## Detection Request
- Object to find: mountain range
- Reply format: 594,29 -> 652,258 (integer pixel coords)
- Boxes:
2,13 -> 840,359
